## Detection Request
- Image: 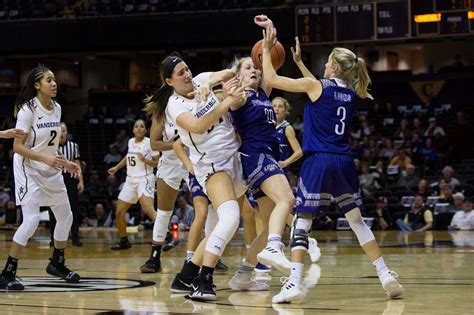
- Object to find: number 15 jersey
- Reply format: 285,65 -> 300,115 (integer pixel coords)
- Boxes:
126,137 -> 159,178
303,78 -> 356,156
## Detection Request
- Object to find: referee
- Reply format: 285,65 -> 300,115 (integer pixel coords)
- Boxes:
48,122 -> 84,246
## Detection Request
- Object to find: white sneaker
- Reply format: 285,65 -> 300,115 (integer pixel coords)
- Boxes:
272,277 -> 305,304
307,238 -> 321,263
228,270 -> 269,291
257,242 -> 291,274
254,268 -> 272,282
379,270 -> 404,299
303,264 -> 321,288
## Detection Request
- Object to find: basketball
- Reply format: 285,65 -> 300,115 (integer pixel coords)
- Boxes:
251,39 -> 285,71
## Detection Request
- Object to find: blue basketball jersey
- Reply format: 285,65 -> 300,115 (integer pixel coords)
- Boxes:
302,78 -> 356,155
276,120 -> 291,161
230,88 -> 279,153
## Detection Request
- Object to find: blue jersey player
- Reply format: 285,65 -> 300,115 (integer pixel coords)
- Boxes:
229,55 -> 295,278
257,16 -> 404,303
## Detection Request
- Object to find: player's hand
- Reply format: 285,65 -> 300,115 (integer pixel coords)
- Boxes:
64,161 -> 81,178
222,77 -> 239,99
278,160 -> 288,169
186,163 -> 195,176
254,15 -> 273,28
291,37 -> 302,63
262,26 -> 277,50
137,153 -> 145,162
108,166 -> 117,175
1,128 -> 26,139
43,154 -> 66,170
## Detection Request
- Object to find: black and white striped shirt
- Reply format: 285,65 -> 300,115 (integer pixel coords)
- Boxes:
58,140 -> 80,174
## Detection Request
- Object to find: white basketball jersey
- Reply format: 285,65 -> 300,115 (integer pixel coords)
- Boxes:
126,137 -> 159,177
160,113 -> 181,165
15,97 -> 62,177
166,72 -> 239,164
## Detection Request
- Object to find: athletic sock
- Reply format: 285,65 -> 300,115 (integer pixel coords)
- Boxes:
289,262 -> 304,284
373,256 -> 389,274
3,256 -> 18,276
200,265 -> 214,279
52,248 -> 65,266
181,260 -> 200,277
268,234 -> 282,245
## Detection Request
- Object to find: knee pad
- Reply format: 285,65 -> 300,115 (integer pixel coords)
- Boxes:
205,200 -> 240,256
290,214 -> 312,252
51,203 -> 73,241
153,210 -> 173,242
13,213 -> 41,246
205,205 -> 218,237
345,208 -> 375,246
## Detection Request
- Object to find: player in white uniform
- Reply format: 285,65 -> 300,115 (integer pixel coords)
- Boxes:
108,119 -> 160,250
0,128 -> 25,139
0,66 -> 81,290
146,56 -> 250,300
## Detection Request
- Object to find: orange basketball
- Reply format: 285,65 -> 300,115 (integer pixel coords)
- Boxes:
251,39 -> 285,71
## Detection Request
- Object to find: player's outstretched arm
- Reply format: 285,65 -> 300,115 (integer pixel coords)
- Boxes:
173,138 -> 194,175
0,128 -> 26,139
291,37 -> 316,80
108,155 -> 127,175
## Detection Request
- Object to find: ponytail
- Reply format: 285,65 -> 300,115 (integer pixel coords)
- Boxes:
353,57 -> 373,100
331,48 -> 373,100
143,53 -> 184,121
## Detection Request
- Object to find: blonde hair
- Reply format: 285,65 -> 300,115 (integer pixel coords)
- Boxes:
331,47 -> 373,100
272,97 -> 291,116
233,56 -> 253,74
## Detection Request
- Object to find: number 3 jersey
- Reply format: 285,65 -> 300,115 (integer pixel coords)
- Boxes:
165,72 -> 239,165
126,137 -> 159,177
303,78 -> 356,155
15,97 -> 62,175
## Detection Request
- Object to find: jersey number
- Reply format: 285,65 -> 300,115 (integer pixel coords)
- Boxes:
264,108 -> 275,123
335,106 -> 346,135
48,130 -> 57,146
128,156 -> 136,166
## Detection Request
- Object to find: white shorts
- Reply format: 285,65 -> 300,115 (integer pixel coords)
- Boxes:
194,152 -> 248,199
14,154 -> 68,207
156,159 -> 188,191
118,174 -> 156,204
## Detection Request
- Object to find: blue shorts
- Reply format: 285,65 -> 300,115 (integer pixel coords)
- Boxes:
295,152 -> 363,215
241,150 -> 284,199
188,174 -> 208,200
246,191 -> 259,209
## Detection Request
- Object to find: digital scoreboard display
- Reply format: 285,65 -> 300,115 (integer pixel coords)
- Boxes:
336,3 -> 375,41
377,1 -> 410,39
296,6 -> 335,43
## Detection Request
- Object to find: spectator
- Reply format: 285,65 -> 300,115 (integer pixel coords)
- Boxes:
373,160 -> 387,188
84,202 -> 109,227
416,179 -> 431,200
452,192 -> 464,211
393,118 -> 411,140
0,184 -> 10,215
361,120 -> 371,137
373,197 -> 391,231
396,195 -> 433,232
84,170 -> 104,196
109,129 -> 129,154
350,126 -> 361,140
389,149 -> 412,172
397,164 -> 419,191
420,137 -> 438,170
361,149 -> 373,165
379,138 -> 396,160
412,117 -> 424,137
104,174 -> 120,199
439,184 -> 454,204
104,145 -> 122,166
124,106 -> 137,124
448,198 -> 474,231
359,163 -> 381,197
171,195 -> 194,231
292,115 -> 304,137
441,166 -> 461,189
424,117 -> 445,137
367,139 -> 380,159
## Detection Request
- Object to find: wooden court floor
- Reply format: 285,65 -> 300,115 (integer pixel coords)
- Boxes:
0,228 -> 473,314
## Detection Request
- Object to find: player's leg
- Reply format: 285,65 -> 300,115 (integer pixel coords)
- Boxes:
111,199 -> 133,250
186,195 -> 208,260
140,178 -> 178,273
287,212 -> 321,263
48,202 -> 80,283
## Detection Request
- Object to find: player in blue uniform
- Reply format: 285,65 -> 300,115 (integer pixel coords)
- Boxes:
256,15 -> 404,303
229,55 -> 295,281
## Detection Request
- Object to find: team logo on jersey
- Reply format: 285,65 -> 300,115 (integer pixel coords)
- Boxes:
264,164 -> 278,172
0,277 -> 155,293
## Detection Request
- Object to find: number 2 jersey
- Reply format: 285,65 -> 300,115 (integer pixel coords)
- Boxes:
126,137 -> 159,178
165,72 -> 239,165
303,78 -> 356,156
15,97 -> 62,176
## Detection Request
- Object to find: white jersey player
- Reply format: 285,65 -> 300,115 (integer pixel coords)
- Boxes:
108,119 -> 160,250
1,66 -> 81,291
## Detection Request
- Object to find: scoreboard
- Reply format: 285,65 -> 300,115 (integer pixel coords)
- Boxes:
296,0 -> 474,44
